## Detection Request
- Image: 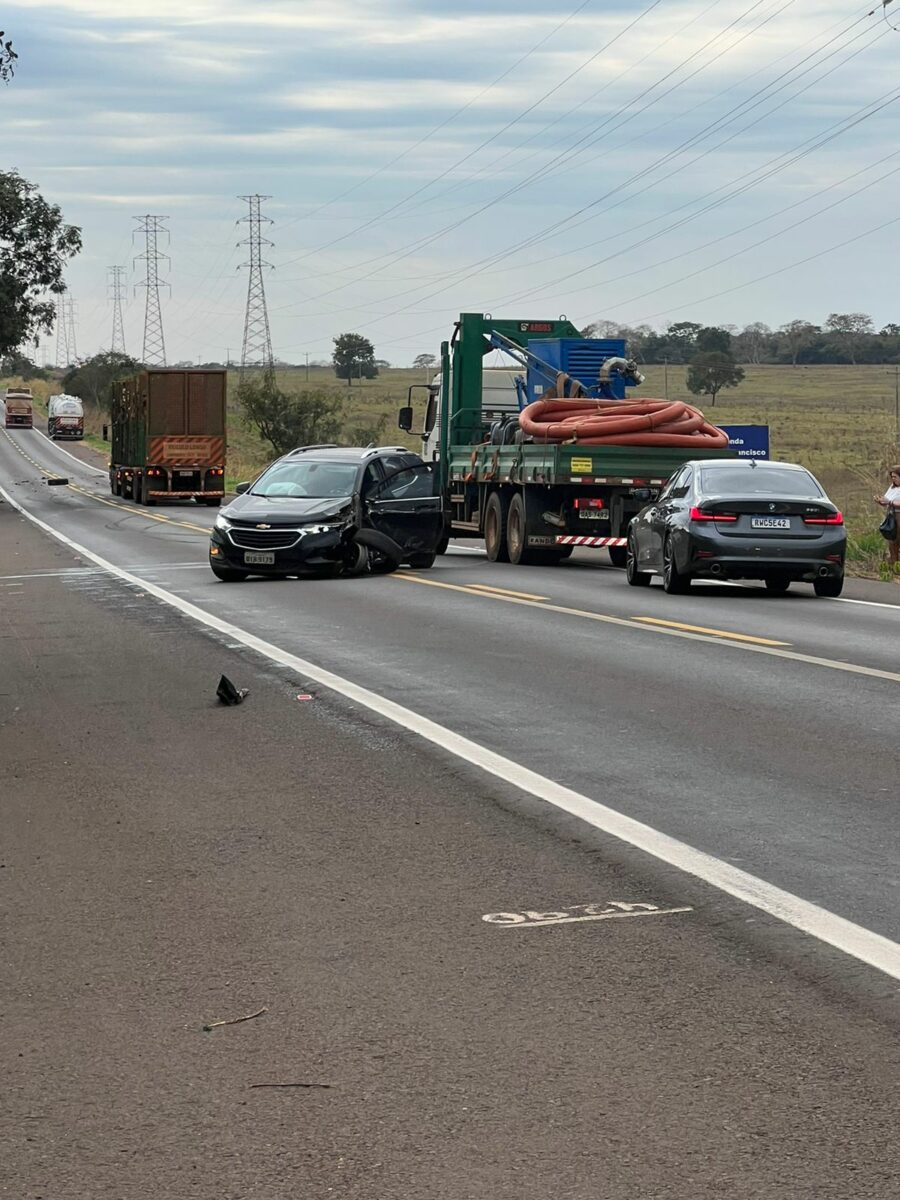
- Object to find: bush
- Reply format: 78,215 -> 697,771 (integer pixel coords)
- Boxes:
238,375 -> 343,457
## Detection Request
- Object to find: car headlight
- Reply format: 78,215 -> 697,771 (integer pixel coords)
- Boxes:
214,514 -> 232,531
301,523 -> 339,535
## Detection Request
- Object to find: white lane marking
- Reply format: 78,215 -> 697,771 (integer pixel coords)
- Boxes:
0,563 -> 207,581
5,481 -> 900,983
445,545 -> 487,556
483,901 -> 693,927
828,594 -> 900,611
29,428 -> 107,475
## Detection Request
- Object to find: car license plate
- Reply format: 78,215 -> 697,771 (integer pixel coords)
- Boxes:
751,517 -> 790,529
581,510 -> 609,520
244,551 -> 275,565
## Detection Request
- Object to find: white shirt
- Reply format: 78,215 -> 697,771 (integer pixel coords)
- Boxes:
884,485 -> 900,506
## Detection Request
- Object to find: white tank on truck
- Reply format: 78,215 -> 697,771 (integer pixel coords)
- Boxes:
47,393 -> 85,440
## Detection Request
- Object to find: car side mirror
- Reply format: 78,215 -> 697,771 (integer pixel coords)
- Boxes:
398,405 -> 413,433
102,424 -> 109,441
235,481 -> 250,495
633,487 -> 652,502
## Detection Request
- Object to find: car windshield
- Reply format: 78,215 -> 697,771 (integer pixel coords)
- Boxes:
700,466 -> 823,498
252,460 -> 358,498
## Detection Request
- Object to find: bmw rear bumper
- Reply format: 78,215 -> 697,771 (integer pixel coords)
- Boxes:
686,529 -> 846,580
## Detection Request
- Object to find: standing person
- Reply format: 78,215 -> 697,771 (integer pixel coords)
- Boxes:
875,466 -> 900,569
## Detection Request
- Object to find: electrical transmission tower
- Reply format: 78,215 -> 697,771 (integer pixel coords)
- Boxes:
66,296 -> 78,362
108,266 -> 127,355
238,194 -> 275,378
55,291 -> 69,367
133,215 -> 170,365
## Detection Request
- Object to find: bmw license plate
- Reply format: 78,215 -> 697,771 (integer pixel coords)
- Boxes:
244,551 -> 275,565
751,517 -> 790,530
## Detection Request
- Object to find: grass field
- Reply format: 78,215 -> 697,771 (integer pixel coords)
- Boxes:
5,363 -> 899,579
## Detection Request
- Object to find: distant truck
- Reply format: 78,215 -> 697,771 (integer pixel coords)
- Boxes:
4,387 -> 34,429
48,394 -> 85,440
105,369 -> 226,506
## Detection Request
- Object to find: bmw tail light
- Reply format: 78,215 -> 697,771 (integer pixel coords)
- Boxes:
803,511 -> 843,525
689,506 -> 737,522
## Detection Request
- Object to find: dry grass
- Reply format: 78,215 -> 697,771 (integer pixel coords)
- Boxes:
5,363 -> 899,579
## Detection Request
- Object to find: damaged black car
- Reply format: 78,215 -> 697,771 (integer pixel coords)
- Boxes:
208,445 -> 445,582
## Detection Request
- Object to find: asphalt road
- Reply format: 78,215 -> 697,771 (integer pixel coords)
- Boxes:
3,428 -> 900,1196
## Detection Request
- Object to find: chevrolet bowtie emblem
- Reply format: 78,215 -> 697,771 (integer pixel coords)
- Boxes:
256,523 -> 272,529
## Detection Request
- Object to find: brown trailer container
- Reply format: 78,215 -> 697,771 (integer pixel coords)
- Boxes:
107,369 -> 226,506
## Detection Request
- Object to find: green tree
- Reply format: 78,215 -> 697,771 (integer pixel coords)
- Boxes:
824,312 -> 874,365
1,350 -> 47,380
413,353 -> 437,370
0,172 -> 81,358
685,352 -> 745,406
239,376 -> 344,457
332,332 -> 377,383
63,351 -> 142,412
694,326 -> 732,354
0,31 -> 17,82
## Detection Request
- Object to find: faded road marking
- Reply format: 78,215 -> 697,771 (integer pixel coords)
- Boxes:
631,616 -> 790,646
465,582 -> 550,601
483,901 -> 694,927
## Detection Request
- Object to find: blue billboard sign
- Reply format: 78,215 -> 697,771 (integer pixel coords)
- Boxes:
720,425 -> 769,459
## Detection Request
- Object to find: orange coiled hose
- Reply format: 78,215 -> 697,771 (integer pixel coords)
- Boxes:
519,397 -> 730,448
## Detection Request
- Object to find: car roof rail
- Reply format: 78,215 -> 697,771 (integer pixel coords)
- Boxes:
364,445 -> 411,456
288,443 -> 340,455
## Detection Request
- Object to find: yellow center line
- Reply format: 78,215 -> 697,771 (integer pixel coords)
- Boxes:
465,582 -> 550,602
391,574 -> 847,676
631,616 -> 789,647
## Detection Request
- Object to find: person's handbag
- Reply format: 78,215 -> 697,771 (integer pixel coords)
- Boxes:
879,508 -> 898,540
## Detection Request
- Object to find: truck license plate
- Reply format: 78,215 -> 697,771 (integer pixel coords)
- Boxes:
581,510 -> 609,520
244,551 -> 275,565
751,517 -> 790,529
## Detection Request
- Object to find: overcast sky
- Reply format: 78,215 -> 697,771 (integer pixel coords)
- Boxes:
4,0 -> 899,365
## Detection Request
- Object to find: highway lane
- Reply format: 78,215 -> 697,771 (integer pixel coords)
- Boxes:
3,428 -> 899,953
6,513 -> 899,1200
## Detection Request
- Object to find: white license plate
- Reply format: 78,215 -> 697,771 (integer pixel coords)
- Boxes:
580,510 -> 609,520
751,517 -> 790,529
244,551 -> 275,565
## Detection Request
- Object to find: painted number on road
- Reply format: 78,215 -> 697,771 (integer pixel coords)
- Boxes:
482,901 -> 693,928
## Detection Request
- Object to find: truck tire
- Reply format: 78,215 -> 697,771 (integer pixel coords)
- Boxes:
140,475 -> 156,506
484,490 -> 510,562
608,545 -> 627,569
203,498 -> 221,507
132,474 -> 143,504
506,494 -> 562,566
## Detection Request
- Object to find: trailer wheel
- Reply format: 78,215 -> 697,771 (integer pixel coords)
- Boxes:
608,545 -> 627,569
203,498 -> 221,507
484,490 -> 510,562
132,475 -> 143,505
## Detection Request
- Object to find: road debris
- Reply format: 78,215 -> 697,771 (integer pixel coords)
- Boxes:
217,675 -> 249,705
202,1005 -> 268,1032
296,693 -> 313,702
45,477 -> 68,487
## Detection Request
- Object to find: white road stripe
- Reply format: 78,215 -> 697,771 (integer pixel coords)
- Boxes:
29,428 -> 108,475
4,481 -> 900,983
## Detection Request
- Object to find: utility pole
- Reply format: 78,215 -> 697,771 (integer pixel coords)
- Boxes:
663,356 -> 669,400
237,194 -> 275,382
108,266 -> 127,355
305,352 -> 309,382
133,215 -> 170,366
55,291 -> 70,367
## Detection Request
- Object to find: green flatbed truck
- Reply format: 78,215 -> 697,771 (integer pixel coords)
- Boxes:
401,313 -> 734,566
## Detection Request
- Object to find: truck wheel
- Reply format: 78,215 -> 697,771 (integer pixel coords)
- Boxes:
132,475 -> 143,504
203,498 -> 221,507
506,494 -> 561,565
484,491 -> 510,562
608,545 -> 627,569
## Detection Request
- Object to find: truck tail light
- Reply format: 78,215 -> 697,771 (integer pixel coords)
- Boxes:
803,511 -> 843,525
690,507 -> 737,522
574,497 -> 604,509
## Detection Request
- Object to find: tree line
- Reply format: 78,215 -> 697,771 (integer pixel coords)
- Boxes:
582,315 -> 900,367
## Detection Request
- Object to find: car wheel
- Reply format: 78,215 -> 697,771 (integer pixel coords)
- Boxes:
814,574 -> 844,597
344,541 -> 369,576
484,491 -> 509,562
765,575 -> 791,593
626,533 -> 652,587
211,565 -> 249,582
407,552 -> 436,569
662,535 -> 691,594
608,545 -> 627,569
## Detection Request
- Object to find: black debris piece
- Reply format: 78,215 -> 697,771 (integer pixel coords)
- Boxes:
217,675 -> 249,706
